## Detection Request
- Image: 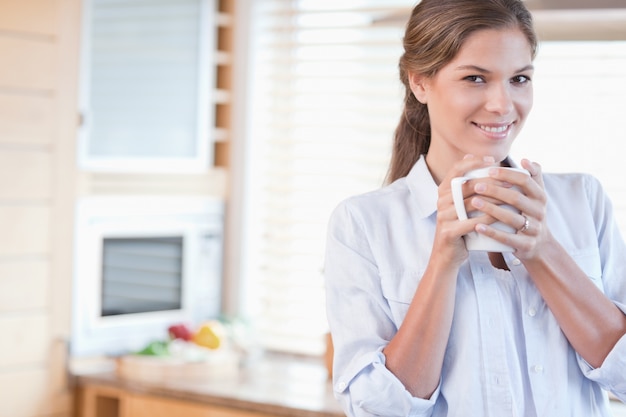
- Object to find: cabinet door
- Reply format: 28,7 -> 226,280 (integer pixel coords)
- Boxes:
126,394 -> 210,417
127,394 -> 274,417
78,0 -> 216,173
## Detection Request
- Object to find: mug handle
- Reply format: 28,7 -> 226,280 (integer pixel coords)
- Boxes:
450,176 -> 470,221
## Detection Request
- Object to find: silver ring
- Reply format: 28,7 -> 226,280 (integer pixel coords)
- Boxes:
518,215 -> 530,233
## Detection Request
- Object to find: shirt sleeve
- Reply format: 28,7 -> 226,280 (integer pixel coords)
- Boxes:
324,200 -> 438,417
578,174 -> 626,401
582,319 -> 626,403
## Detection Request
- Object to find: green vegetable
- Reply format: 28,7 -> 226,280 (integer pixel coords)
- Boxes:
135,340 -> 170,356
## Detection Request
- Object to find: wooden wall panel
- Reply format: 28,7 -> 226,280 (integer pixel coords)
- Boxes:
0,369 -> 48,416
0,206 -> 50,255
0,37 -> 57,91
0,368 -> 69,416
0,0 -> 78,416
0,93 -> 55,145
0,315 -> 49,367
0,0 -> 59,36
0,151 -> 52,200
0,260 -> 49,312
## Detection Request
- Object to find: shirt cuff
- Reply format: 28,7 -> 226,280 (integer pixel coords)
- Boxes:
335,348 -> 440,417
582,303 -> 626,400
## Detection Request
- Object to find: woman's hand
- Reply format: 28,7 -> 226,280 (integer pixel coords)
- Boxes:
470,158 -> 552,259
432,154 -> 501,265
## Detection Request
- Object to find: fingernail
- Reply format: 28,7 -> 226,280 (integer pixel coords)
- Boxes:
483,156 -> 495,163
472,197 -> 484,208
464,154 -> 474,160
476,224 -> 487,232
475,183 -> 486,193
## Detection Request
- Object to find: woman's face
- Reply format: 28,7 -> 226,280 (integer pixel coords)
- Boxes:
411,27 -> 534,177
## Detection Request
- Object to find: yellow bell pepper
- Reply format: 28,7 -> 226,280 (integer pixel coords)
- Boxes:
192,322 -> 221,349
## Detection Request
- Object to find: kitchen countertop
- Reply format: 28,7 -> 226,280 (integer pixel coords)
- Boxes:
71,352 -> 345,417
72,353 -> 626,417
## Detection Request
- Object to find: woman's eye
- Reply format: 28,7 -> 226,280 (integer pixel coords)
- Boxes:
512,75 -> 531,84
465,75 -> 485,83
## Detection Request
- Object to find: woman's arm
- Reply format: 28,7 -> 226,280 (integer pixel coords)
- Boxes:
384,156 -> 500,398
383,255 -> 460,398
523,239 -> 626,368
472,159 -> 626,368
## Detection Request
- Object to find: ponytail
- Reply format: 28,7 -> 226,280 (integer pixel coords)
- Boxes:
385,81 -> 431,184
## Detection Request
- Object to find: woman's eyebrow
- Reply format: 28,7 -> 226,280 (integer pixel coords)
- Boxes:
455,64 -> 535,73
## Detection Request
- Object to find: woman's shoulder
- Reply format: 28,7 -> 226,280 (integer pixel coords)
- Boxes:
342,176 -> 411,204
542,171 -> 606,202
330,178 -> 411,220
543,171 -> 602,189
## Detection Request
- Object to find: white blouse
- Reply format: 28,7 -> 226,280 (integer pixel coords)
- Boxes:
324,156 -> 626,417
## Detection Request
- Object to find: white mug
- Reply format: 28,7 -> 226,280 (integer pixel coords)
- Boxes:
450,167 -> 529,252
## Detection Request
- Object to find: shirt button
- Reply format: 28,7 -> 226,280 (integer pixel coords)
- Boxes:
511,258 -> 522,266
336,381 -> 347,391
528,307 -> 537,317
532,365 -> 544,373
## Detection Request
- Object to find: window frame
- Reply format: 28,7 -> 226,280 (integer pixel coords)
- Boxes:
77,0 -> 216,173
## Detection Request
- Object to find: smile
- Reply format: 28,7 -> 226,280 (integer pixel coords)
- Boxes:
475,123 -> 513,134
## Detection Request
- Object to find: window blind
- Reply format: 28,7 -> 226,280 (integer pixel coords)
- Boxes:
244,0 -> 412,356
243,1 -> 626,356
512,41 -> 626,230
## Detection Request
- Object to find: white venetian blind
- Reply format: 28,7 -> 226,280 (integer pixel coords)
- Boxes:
512,41 -> 626,230
244,0 -> 412,355
243,1 -> 626,356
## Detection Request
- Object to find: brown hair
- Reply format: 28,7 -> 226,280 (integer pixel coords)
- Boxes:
384,0 -> 537,184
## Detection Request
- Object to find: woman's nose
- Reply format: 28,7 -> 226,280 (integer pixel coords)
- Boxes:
485,83 -> 514,115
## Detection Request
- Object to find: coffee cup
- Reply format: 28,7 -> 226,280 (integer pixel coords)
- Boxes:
450,167 -> 529,252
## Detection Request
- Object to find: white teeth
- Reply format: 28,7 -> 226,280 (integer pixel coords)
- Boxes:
479,124 -> 509,133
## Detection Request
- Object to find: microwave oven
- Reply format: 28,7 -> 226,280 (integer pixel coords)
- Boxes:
70,196 -> 224,357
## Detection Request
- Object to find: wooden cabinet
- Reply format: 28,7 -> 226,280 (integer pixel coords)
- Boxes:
73,354 -> 345,417
127,395 -> 274,417
78,383 -> 276,417
78,385 -> 125,417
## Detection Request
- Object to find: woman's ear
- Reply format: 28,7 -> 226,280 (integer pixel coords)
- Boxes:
408,71 -> 428,104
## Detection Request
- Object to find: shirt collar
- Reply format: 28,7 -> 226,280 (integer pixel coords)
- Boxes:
407,156 -> 438,219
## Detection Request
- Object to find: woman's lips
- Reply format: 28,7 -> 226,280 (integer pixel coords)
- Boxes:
474,122 -> 514,136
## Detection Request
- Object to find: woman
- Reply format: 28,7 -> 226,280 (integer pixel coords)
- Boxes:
324,0 -> 626,416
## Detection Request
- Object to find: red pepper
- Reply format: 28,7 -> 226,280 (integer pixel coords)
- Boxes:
167,323 -> 193,341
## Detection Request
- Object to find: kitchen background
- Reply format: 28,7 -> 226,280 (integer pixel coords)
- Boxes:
1,0 -> 626,416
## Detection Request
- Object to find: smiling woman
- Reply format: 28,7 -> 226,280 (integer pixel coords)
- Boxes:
321,0 -> 626,415
238,0 -> 626,364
